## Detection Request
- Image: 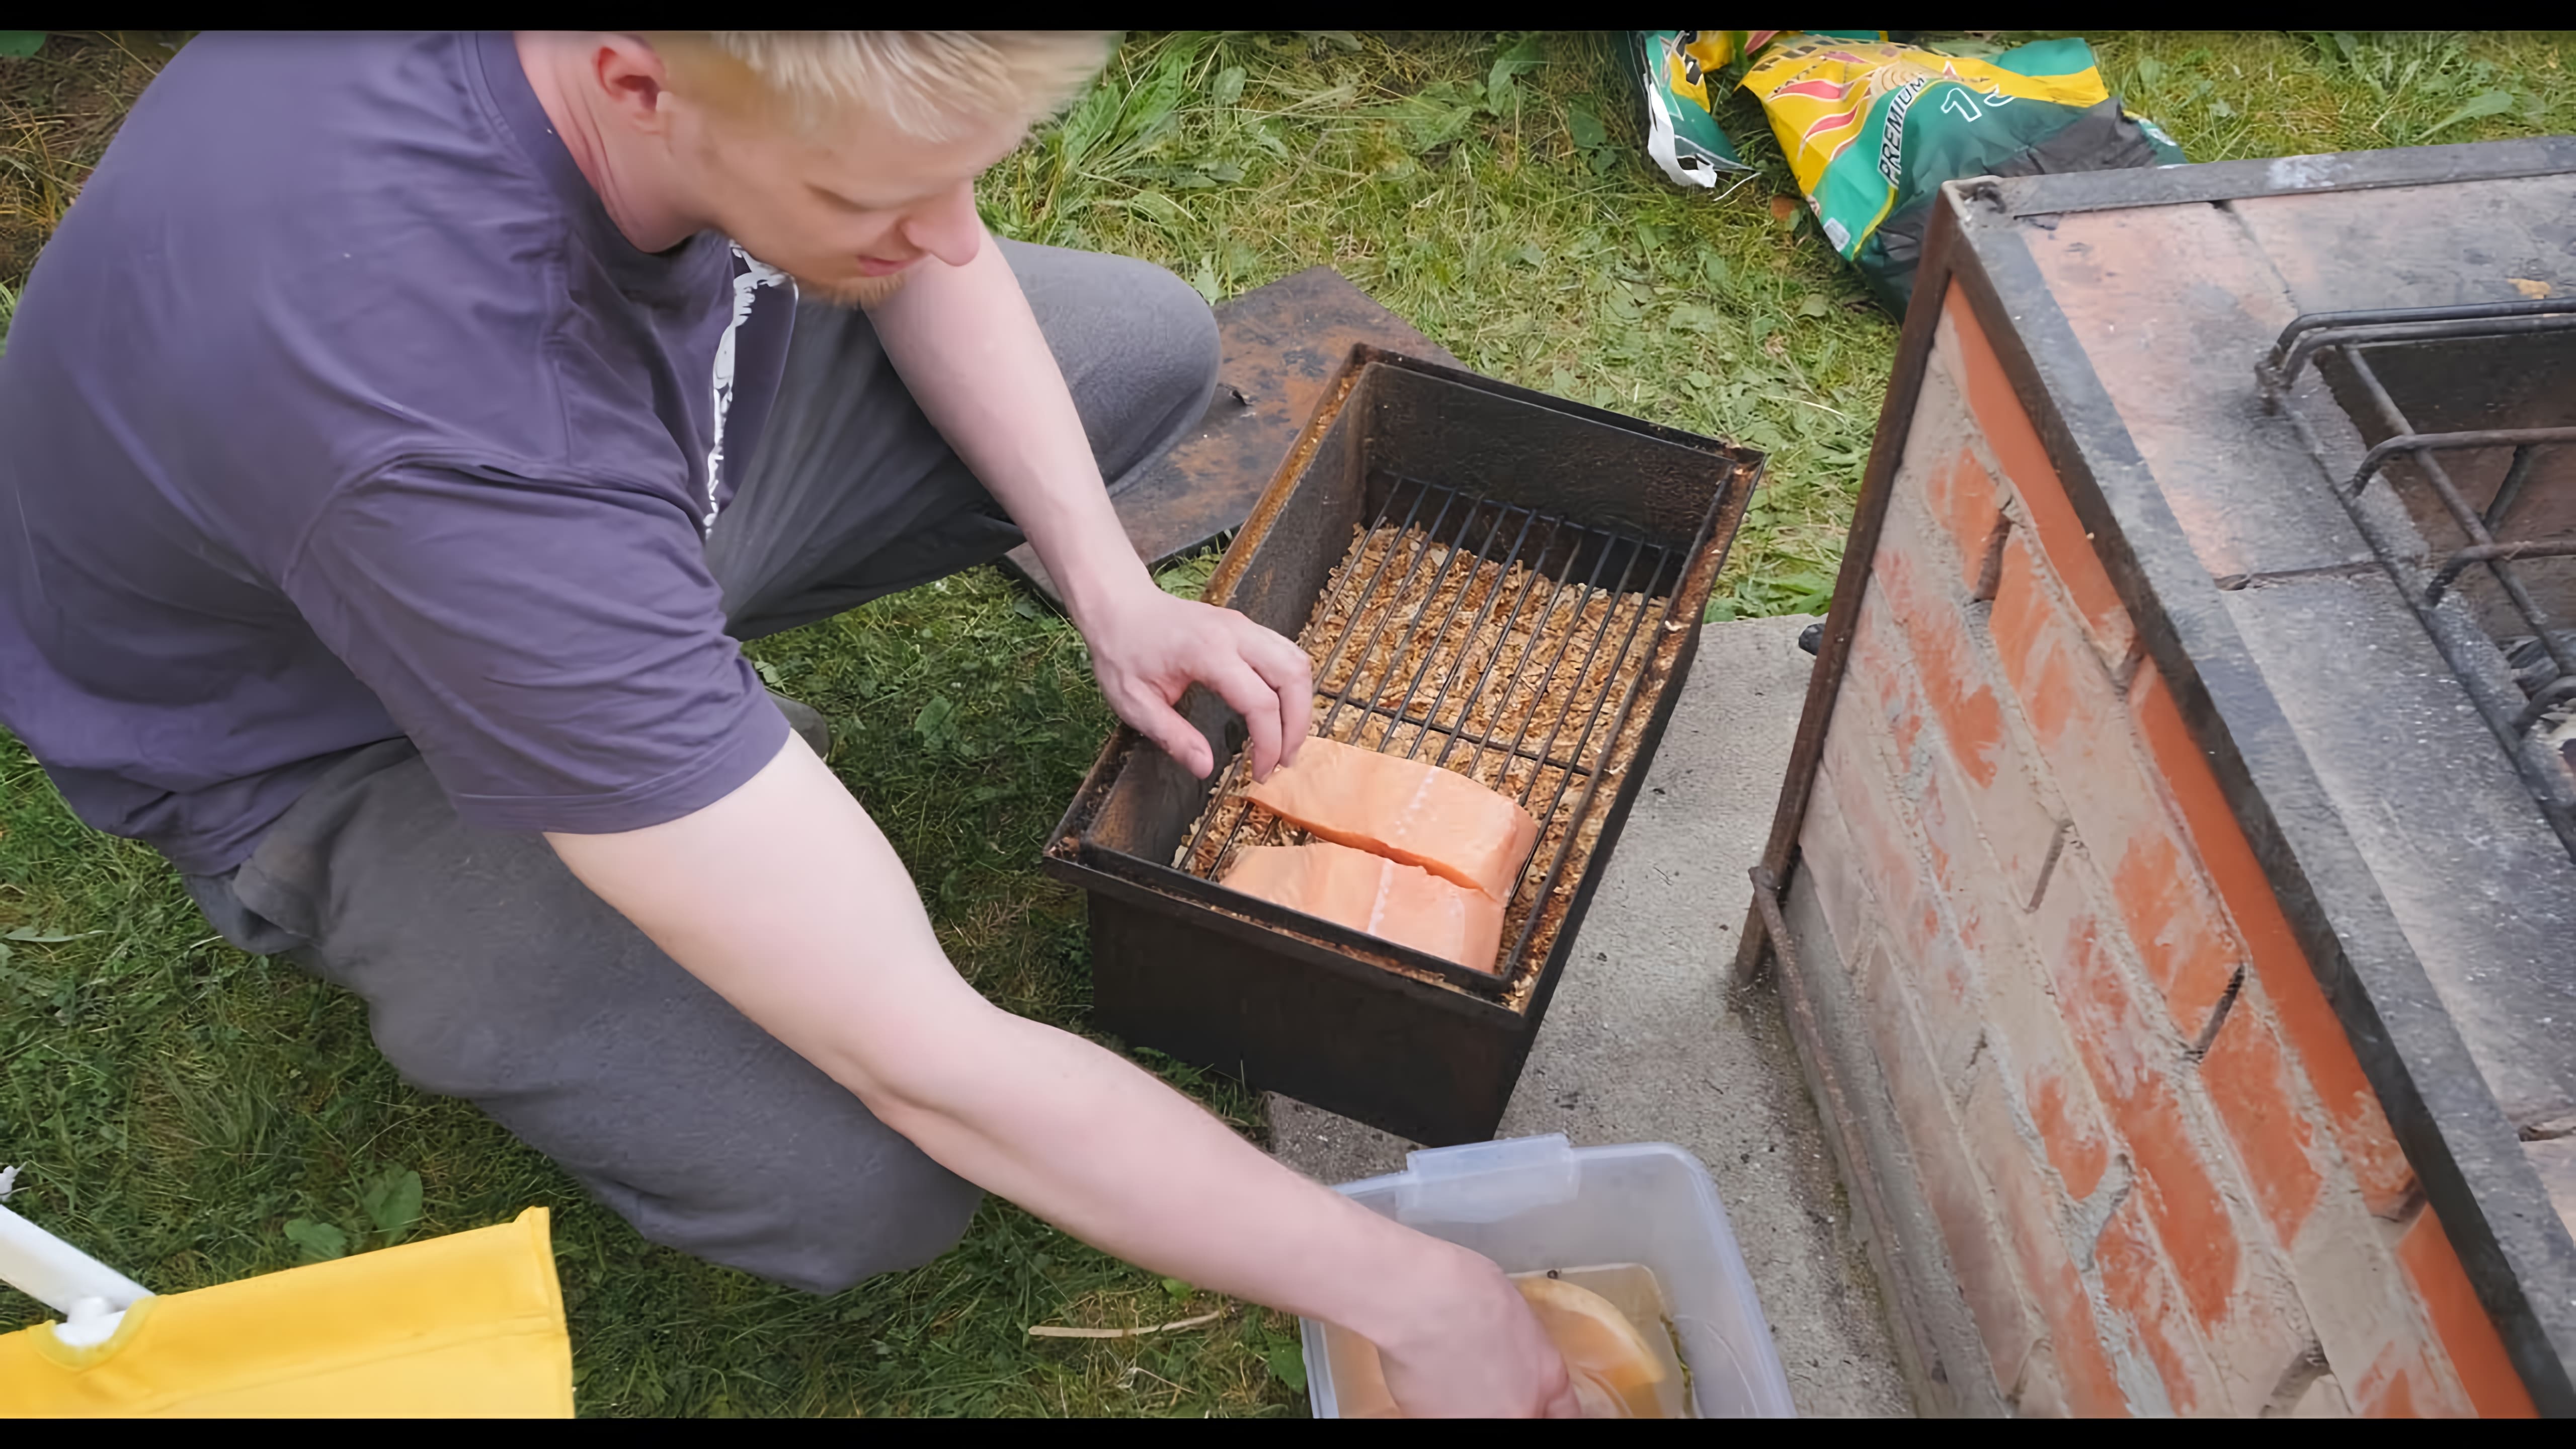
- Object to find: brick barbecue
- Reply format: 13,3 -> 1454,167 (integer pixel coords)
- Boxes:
1739,138 -> 2576,1417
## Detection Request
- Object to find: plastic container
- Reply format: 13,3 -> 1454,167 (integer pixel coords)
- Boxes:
1300,1134 -> 1796,1418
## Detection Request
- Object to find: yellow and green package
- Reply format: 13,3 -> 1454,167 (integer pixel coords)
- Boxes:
1743,34 -> 2184,310
1625,30 -> 1878,189
1,1206 -> 573,1417
1625,31 -> 1757,187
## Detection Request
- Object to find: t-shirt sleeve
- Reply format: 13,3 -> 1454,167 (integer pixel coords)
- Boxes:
282,461 -> 789,834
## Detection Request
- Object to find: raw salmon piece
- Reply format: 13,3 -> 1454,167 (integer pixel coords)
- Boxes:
1240,737 -> 1540,900
1222,840 -> 1506,972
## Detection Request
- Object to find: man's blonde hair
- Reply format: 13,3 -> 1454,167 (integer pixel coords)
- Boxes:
650,31 -> 1117,141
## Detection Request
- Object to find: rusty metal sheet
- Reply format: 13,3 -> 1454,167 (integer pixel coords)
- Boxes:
1003,266 -> 1461,607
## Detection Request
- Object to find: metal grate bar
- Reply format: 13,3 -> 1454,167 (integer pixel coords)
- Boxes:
1307,486 -> 1462,732
1428,512 -> 1574,773
1203,481 -> 1490,875
1311,486 -> 1477,743
1501,540 -> 1670,923
1499,536 -> 1654,810
1459,517 -> 1634,791
1315,486 -> 1514,744
2486,444 -> 2542,533
2266,301 -> 2576,386
2336,352 -> 2576,688
1390,500 -> 1543,763
2260,300 -> 2576,865
1502,553 -> 1694,969
1181,475 -> 1681,983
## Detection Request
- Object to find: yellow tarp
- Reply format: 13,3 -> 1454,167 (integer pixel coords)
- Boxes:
1,1206 -> 572,1417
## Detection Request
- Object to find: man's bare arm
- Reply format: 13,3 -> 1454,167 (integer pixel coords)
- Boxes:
860,232 -> 1311,781
546,735 -> 1575,1416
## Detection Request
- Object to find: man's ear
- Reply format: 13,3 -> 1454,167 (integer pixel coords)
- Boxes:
587,33 -> 674,135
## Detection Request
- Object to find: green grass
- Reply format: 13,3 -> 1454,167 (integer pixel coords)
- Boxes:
5,28 -> 2574,1418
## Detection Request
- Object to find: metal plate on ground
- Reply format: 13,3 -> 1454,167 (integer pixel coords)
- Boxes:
1002,266 -> 1460,607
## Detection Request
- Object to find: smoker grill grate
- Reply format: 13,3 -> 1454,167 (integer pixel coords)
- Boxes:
2259,297 -> 2576,862
1176,472 -> 1688,988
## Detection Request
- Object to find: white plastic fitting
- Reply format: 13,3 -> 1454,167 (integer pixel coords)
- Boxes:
0,1200 -> 149,1346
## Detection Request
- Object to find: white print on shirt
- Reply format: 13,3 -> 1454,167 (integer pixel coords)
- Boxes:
702,243 -> 793,535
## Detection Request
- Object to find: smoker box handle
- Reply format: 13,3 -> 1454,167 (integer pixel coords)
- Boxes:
1392,1134 -> 1581,1225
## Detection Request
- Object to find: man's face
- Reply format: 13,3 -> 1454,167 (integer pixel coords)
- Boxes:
666,95 -> 1029,306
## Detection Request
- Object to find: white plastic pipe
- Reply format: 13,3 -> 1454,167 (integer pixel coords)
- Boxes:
0,1200 -> 149,1346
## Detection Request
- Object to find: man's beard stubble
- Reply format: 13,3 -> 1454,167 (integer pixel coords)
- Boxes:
795,268 -> 909,310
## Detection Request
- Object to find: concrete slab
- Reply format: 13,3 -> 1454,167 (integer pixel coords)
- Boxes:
1266,613 -> 1914,1417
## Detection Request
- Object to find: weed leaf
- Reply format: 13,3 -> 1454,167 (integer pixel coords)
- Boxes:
360,1166 -> 423,1243
2422,89 -> 2515,139
284,1217 -> 348,1263
1264,1339 -> 1308,1393
912,694 -> 957,747
1485,33 -> 1544,113
1566,103 -> 1607,152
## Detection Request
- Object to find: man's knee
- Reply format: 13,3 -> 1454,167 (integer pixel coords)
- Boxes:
766,1157 -> 984,1296
609,1131 -> 986,1295
1005,243 -> 1221,481
1114,260 -> 1223,436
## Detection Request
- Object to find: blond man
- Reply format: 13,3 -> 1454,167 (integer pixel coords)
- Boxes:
0,31 -> 1575,1414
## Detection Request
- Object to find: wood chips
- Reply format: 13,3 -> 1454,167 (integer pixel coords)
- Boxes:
1179,516 -> 1687,1005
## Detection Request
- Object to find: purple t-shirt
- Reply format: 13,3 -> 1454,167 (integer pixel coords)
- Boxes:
0,31 -> 795,874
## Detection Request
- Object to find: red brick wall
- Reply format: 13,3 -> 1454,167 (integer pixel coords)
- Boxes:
1793,282 -> 2535,1417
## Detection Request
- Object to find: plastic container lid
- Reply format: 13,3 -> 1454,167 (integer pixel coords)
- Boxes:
1300,1134 -> 1796,1417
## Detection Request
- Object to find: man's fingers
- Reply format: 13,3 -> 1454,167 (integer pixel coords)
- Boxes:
1235,618 -> 1315,769
1209,661 -> 1285,781
1123,686 -> 1213,779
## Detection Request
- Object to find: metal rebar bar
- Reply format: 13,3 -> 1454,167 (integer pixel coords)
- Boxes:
1502,560 -> 1691,969
1427,517 -> 1573,772
2266,296 -> 2576,377
1312,486 -> 1471,742
2485,444 -> 2541,534
2257,304 -> 2576,865
1395,500 -> 1540,759
1508,536 -> 1651,810
2428,539 -> 2576,605
1463,532 -> 1619,795
1371,495 -> 1523,749
2274,307 -> 2576,384
2341,352 -> 2576,684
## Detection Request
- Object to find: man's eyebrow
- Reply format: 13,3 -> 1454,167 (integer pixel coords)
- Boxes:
809,179 -> 939,211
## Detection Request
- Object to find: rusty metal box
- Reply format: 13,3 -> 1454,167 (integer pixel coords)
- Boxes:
1044,347 -> 1758,1145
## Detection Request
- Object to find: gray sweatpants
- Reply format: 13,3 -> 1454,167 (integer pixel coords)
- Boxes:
183,240 -> 1220,1294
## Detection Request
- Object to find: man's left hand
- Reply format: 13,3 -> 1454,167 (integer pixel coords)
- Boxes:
1082,584 -> 1313,782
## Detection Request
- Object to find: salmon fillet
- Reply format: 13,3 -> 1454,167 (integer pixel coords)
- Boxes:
1240,737 -> 1540,900
1222,840 -> 1506,972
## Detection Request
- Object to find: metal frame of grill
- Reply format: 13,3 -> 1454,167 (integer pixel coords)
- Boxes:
2257,297 -> 2576,863
1046,346 -> 1759,1145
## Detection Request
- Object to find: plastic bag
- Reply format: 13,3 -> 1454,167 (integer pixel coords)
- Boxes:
1626,31 -> 1759,187
1625,30 -> 1876,189
1741,34 -> 2184,309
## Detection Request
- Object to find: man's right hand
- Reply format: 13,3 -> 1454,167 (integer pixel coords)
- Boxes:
1371,1246 -> 1583,1417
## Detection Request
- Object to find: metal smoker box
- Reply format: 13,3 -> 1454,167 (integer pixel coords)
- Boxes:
1044,347 -> 1760,1145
